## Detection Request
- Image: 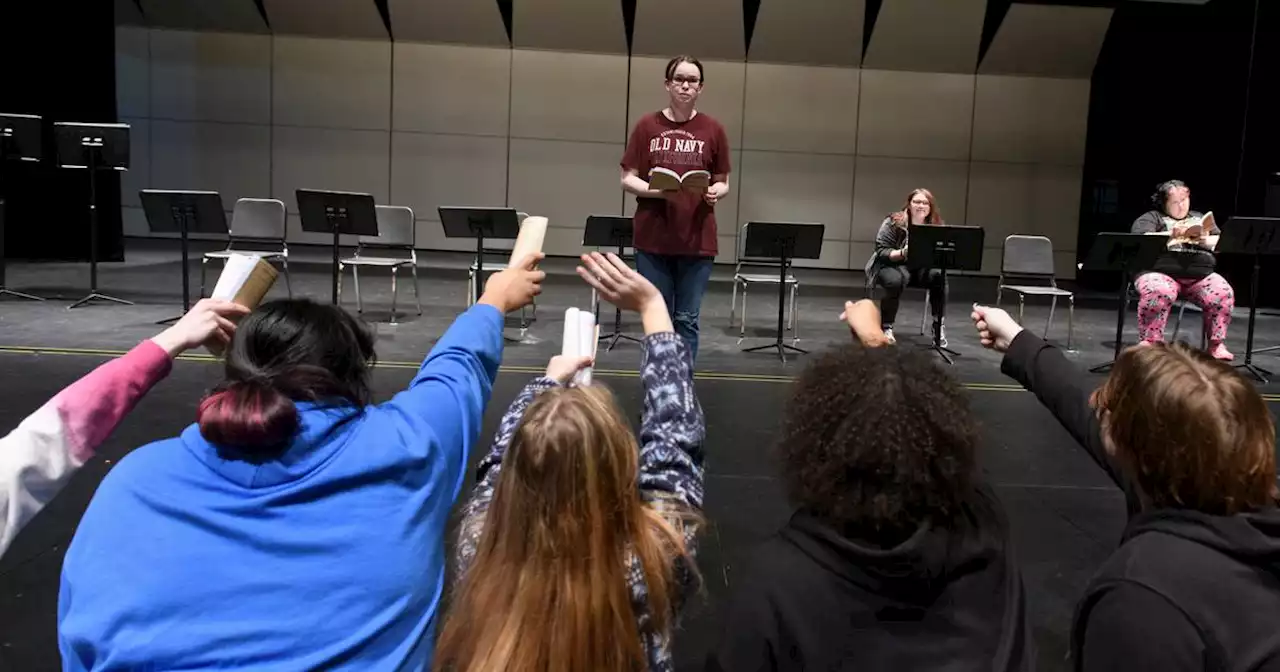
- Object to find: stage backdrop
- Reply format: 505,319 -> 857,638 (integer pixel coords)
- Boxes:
113,0 -> 1110,278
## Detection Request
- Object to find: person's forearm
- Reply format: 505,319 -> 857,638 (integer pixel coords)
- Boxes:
622,173 -> 665,199
641,300 -> 675,335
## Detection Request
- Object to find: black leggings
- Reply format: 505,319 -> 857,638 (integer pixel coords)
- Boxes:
875,265 -> 946,326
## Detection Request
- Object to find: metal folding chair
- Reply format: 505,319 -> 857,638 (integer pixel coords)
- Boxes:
200,198 -> 292,298
338,205 -> 420,322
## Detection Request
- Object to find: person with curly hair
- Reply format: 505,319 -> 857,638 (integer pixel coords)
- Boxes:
706,300 -> 1031,671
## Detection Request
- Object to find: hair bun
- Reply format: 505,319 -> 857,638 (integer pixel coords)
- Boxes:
197,379 -> 299,452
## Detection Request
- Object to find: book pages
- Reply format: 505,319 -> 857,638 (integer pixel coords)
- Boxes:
560,308 -> 597,386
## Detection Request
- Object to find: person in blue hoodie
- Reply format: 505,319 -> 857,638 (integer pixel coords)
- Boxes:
57,255 -> 545,671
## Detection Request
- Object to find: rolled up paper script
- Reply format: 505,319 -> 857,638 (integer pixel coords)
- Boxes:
561,307 -> 598,386
207,254 -> 278,356
509,216 -> 548,267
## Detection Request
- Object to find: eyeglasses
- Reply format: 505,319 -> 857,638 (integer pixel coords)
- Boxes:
670,76 -> 701,87
910,199 -> 930,206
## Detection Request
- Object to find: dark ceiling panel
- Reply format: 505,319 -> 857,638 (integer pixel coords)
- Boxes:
750,0 -> 864,66
137,0 -> 268,33
980,4 -> 1113,78
863,0 -> 986,74
388,0 -> 509,45
262,0 -> 387,39
513,0 -> 626,53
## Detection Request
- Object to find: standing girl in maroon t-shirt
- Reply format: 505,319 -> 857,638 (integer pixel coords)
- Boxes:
620,55 -> 732,363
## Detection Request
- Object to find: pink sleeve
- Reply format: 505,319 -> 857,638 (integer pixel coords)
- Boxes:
52,340 -> 174,462
1,341 -> 173,555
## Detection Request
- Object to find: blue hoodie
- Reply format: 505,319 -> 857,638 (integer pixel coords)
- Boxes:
58,304 -> 504,671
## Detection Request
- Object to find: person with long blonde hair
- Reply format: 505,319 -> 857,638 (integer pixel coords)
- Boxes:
435,252 -> 705,672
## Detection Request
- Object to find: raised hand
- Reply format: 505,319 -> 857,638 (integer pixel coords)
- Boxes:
150,299 -> 250,357
545,355 -> 594,385
838,299 -> 890,348
971,304 -> 1024,352
577,252 -> 662,314
480,253 -> 546,313
577,252 -> 672,335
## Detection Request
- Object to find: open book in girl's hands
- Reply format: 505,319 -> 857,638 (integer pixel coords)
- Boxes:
648,167 -> 711,192
561,308 -> 599,386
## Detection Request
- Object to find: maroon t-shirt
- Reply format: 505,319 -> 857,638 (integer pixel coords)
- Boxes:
621,111 -> 731,257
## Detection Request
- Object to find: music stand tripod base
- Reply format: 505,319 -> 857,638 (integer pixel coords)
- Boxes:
920,338 -> 960,365
69,292 -> 134,309
1,287 -> 44,301
743,340 -> 808,363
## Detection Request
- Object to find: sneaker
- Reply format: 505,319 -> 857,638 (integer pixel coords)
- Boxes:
1209,342 -> 1235,361
883,326 -> 896,344
933,320 -> 948,348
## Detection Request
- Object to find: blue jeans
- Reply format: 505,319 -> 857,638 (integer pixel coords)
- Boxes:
635,251 -> 714,362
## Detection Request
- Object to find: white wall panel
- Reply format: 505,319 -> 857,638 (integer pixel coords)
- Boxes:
511,51 -> 628,143
628,58 -> 745,147
390,132 -> 509,223
716,233 -> 739,264
541,226 -> 590,258
120,118 -> 150,209
392,43 -> 510,136
850,241 -> 875,272
967,161 -> 1034,253
262,0 -> 387,39
151,121 -> 272,208
507,139 -> 624,232
1031,163 -> 1084,248
743,64 -> 859,154
273,37 -> 391,130
116,27 -> 150,119
122,206 -> 150,237
415,220 -> 484,253
738,151 -> 855,241
857,70 -> 974,161
972,75 -> 1090,165
150,30 -> 272,124
851,156 -> 970,239
271,126 -> 391,246
980,4 -> 1112,79
388,0 -> 509,47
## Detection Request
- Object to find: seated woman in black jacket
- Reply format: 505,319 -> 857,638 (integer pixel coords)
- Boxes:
706,300 -> 1032,672
972,304 -> 1280,671
864,189 -> 948,346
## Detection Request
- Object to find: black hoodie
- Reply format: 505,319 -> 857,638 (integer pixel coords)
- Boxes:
705,493 -> 1033,671
1002,331 -> 1280,671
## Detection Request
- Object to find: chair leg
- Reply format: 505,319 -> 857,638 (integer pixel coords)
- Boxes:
411,264 -> 422,315
389,267 -> 399,323
920,290 -> 929,335
1017,295 -> 1025,325
337,263 -> 345,305
1046,295 -> 1057,340
467,271 -> 475,308
1173,302 -> 1185,341
353,265 -> 363,314
739,287 -> 748,341
786,284 -> 795,331
1067,296 -> 1075,350
282,259 -> 293,299
791,285 -> 800,343
996,286 -> 1003,307
730,280 -> 738,327
199,257 -> 209,298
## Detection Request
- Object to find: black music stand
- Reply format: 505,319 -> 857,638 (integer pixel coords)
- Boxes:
297,189 -> 379,305
584,215 -> 642,351
907,224 -> 985,364
1081,232 -> 1167,373
141,190 -> 228,324
0,113 -> 43,301
1217,217 -> 1280,382
438,206 -> 523,306
740,222 -> 825,363
54,122 -> 132,309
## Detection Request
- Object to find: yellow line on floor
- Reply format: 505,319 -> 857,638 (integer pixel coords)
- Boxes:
2,344 -> 1278,400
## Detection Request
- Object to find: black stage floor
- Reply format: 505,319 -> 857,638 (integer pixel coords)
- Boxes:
2,239 -> 1280,671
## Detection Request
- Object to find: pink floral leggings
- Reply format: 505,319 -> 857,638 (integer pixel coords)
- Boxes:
1134,272 -> 1234,344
